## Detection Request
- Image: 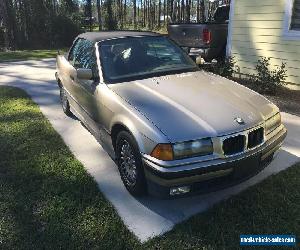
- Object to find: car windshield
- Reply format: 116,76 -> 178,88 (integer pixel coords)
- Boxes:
98,36 -> 198,83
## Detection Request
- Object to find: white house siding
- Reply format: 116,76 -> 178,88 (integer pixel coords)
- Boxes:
228,0 -> 300,89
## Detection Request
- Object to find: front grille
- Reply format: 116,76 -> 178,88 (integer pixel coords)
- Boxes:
248,127 -> 264,149
223,135 -> 245,155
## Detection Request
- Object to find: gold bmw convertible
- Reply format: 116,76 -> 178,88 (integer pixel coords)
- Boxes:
56,31 -> 287,198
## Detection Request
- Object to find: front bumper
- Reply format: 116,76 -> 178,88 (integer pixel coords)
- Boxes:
142,125 -> 287,198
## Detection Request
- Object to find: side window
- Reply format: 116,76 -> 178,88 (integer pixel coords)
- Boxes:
68,38 -> 84,64
68,38 -> 99,79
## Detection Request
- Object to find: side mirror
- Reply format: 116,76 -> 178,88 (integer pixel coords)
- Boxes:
77,68 -> 93,80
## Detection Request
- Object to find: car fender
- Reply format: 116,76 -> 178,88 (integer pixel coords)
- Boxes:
97,83 -> 169,154
109,111 -> 167,154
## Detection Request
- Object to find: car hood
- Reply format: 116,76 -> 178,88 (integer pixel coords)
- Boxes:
109,71 -> 278,143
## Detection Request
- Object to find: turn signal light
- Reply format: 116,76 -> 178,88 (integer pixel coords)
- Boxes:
150,144 -> 173,161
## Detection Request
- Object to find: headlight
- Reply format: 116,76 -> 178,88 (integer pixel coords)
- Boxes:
173,138 -> 213,160
265,112 -> 281,135
150,138 -> 213,161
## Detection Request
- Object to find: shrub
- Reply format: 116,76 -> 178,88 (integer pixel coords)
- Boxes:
252,57 -> 287,95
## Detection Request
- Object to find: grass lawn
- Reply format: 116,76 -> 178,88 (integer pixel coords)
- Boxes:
0,86 -> 299,249
0,49 -> 67,62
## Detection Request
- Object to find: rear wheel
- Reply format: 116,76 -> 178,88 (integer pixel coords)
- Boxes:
216,46 -> 227,62
203,57 -> 212,63
116,131 -> 147,196
59,87 -> 72,116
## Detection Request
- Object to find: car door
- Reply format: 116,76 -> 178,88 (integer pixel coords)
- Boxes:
70,39 -> 100,126
63,38 -> 87,111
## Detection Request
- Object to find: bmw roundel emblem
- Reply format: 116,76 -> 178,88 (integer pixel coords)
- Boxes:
235,117 -> 245,125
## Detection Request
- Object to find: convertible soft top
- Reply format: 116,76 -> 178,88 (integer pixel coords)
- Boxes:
77,31 -> 160,43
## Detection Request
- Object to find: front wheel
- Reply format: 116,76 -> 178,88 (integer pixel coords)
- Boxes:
116,131 -> 147,196
59,87 -> 72,116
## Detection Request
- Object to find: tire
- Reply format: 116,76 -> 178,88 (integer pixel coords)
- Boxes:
116,131 -> 147,196
216,46 -> 227,63
203,57 -> 212,63
59,87 -> 72,116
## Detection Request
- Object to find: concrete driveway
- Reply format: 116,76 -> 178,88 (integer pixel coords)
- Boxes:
1,59 -> 299,242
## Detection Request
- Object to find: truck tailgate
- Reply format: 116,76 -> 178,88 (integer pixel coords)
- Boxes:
168,24 -> 205,48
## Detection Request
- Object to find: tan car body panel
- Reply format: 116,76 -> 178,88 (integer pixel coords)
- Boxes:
56,43 -> 279,159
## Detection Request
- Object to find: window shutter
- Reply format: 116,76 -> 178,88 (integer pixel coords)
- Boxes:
291,0 -> 300,30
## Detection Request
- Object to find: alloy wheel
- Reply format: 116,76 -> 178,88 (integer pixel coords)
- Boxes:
119,140 -> 138,187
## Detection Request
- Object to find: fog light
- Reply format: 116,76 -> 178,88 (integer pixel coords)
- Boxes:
170,186 -> 191,196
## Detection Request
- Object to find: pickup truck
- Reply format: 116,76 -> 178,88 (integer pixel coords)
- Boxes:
168,5 -> 230,62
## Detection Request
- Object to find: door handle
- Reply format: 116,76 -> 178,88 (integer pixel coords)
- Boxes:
70,75 -> 74,81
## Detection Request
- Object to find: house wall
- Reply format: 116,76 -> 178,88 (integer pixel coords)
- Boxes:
228,0 -> 300,89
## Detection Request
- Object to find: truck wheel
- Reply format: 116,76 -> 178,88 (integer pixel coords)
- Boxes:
203,57 -> 212,63
216,46 -> 227,62
59,87 -> 72,116
116,131 -> 147,196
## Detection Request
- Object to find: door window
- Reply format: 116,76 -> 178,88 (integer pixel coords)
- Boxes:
68,38 -> 85,65
68,38 -> 99,79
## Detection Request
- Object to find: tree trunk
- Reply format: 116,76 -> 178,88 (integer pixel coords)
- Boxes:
158,0 -> 161,28
3,0 -> 17,49
166,0 -> 169,24
96,0 -> 102,30
87,0 -> 92,31
133,0 -> 137,28
196,0 -> 200,22
200,0 -> 205,22
124,0 -> 127,27
163,0 -> 166,24
0,0 -> 9,49
185,0 -> 190,22
119,0 -> 123,29
147,0 -> 151,28
169,0 -> 174,22
137,5 -> 140,25
143,0 -> 147,27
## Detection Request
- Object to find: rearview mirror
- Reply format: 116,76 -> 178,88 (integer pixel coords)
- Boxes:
77,68 -> 93,80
